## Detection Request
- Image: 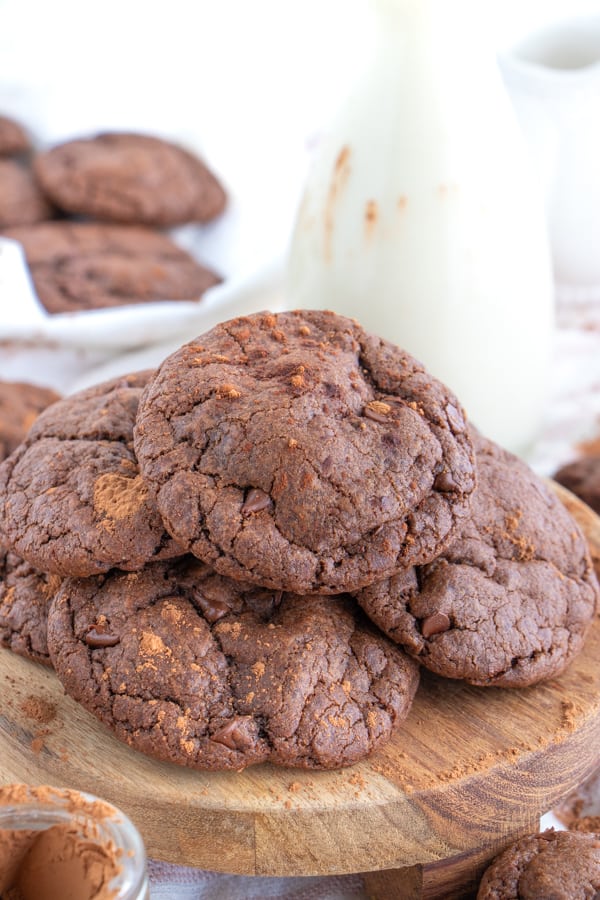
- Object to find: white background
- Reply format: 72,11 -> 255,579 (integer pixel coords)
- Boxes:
0,0 -> 598,278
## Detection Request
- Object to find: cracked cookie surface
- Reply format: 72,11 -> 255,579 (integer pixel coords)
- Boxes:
3,221 -> 220,313
477,830 -> 600,900
34,132 -> 226,227
356,431 -> 599,687
0,380 -> 60,462
134,310 -> 476,594
0,549 -> 61,666
0,371 -> 182,577
47,557 -> 419,770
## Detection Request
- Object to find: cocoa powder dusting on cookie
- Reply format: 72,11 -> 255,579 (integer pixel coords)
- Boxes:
93,473 -> 148,522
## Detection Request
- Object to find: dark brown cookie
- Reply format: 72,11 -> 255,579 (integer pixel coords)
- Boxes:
0,372 -> 183,577
0,115 -> 30,156
554,457 -> 600,517
0,159 -> 53,227
0,549 -> 61,666
3,221 -> 220,314
33,132 -> 226,227
0,380 -> 61,462
476,830 -> 600,900
133,310 -> 476,594
356,431 -> 599,687
47,558 -> 420,771
554,768 -> 600,833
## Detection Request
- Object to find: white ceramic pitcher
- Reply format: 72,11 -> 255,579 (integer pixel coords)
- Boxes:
287,0 -> 553,456
500,17 -> 600,288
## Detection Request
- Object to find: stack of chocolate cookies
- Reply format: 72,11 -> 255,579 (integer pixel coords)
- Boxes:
0,113 -> 225,312
0,310 -> 598,772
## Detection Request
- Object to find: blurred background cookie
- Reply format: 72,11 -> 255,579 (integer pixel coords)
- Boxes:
554,456 -> 600,517
477,829 -> 600,899
0,380 -> 60,461
0,158 -> 53,227
0,113 -> 29,156
34,132 -> 227,227
3,221 -> 221,313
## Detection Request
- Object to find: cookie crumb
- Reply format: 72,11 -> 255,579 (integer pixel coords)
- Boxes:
20,695 -> 56,724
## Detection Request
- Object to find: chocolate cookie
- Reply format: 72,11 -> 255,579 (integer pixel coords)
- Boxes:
34,132 -> 226,227
0,115 -> 29,156
0,549 -> 60,666
47,557 -> 419,771
477,830 -> 600,900
133,310 -> 476,594
554,457 -> 600,517
3,222 -> 220,314
0,372 -> 182,577
0,380 -> 61,462
356,431 -> 599,687
0,159 -> 52,227
554,768 -> 600,833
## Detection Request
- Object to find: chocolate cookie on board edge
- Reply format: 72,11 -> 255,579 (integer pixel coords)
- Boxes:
34,132 -> 227,227
554,456 -> 600,518
47,558 -> 420,771
2,222 -> 220,314
0,549 -> 61,666
0,372 -> 183,578
476,830 -> 600,900
134,310 -> 476,595
356,431 -> 599,687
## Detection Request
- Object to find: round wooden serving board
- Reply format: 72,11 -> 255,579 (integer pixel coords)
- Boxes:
1,483 -> 600,894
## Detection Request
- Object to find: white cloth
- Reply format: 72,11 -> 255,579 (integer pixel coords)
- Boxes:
147,862 -> 366,900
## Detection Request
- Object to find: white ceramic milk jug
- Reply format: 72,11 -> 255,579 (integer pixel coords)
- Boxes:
500,17 -> 600,288
287,0 -> 554,456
